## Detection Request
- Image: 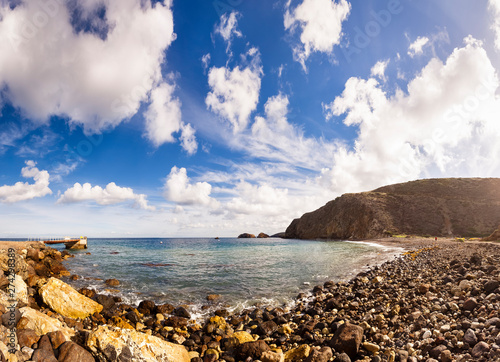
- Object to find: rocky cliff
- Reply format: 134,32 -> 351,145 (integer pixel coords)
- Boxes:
285,178 -> 500,240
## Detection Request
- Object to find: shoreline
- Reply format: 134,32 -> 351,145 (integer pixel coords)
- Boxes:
1,238 -> 499,361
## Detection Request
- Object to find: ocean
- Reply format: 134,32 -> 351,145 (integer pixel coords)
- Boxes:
54,237 -> 401,318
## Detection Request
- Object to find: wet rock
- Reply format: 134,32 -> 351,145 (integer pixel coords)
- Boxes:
174,306 -> 191,319
78,288 -> 96,299
155,303 -> 175,314
329,323 -> 363,359
138,300 -> 156,315
94,294 -> 116,310
40,278 -> 103,319
206,294 -> 221,301
87,325 -> 190,362
105,279 -> 120,287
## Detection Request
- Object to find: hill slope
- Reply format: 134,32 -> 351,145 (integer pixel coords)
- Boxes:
285,178 -> 500,240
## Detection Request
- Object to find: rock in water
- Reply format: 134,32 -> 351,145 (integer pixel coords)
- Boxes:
87,325 -> 190,362
40,277 -> 103,319
285,178 -> 500,239
257,233 -> 270,238
238,233 -> 256,238
329,323 -> 363,359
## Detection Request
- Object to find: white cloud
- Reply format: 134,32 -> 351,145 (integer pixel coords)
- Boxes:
164,167 -> 219,208
214,11 -> 242,55
206,48 -> 263,133
179,123 -> 198,155
0,160 -> 52,203
490,0 -> 500,50
58,182 -> 155,211
370,59 -> 390,82
408,36 -> 429,57
144,81 -> 182,147
321,37 -> 500,194
226,181 -> 289,216
202,53 -> 211,71
0,0 -> 175,133
284,0 -> 351,70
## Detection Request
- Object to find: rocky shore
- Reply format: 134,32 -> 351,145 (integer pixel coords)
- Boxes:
0,239 -> 499,362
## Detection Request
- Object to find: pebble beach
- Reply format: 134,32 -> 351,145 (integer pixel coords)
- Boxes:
0,238 -> 499,362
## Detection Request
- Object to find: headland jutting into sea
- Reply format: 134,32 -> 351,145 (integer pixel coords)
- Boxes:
1,237 -> 500,362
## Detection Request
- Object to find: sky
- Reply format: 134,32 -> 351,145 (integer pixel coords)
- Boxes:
1,0 -> 500,238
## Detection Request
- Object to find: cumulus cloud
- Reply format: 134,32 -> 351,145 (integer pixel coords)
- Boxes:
214,11 -> 242,55
321,37 -> 500,194
226,181 -> 289,216
284,0 -> 351,70
143,81 -> 198,152
0,0 -> 175,133
58,182 -> 155,211
408,36 -> 430,57
164,167 -> 219,208
179,123 -> 198,155
370,59 -> 390,82
206,48 -> 263,133
490,0 -> 500,50
0,160 -> 52,203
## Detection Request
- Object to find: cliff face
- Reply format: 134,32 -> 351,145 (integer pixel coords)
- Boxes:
285,178 -> 500,240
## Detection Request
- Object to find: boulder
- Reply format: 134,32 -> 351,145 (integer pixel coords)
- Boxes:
238,233 -> 256,238
58,341 -> 95,362
16,328 -> 40,348
105,279 -> 120,287
0,250 -> 29,280
31,348 -> 58,361
236,340 -> 270,360
18,307 -> 75,339
284,344 -> 311,362
87,325 -> 190,362
329,323 -> 363,359
12,274 -> 29,304
39,278 -> 103,319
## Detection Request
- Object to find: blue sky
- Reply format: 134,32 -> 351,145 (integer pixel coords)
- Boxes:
1,0 -> 500,237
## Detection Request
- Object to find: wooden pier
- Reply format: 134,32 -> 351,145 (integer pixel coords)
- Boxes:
32,237 -> 88,250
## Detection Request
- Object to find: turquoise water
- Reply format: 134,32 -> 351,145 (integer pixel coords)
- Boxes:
58,238 -> 400,316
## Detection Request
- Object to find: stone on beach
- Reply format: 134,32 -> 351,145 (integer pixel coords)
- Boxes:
39,277 -> 103,319
87,325 -> 190,362
329,323 -> 363,359
18,307 -> 75,339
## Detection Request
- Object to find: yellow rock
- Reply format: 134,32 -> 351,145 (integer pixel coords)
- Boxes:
40,277 -> 103,319
363,342 -> 380,354
233,331 -> 255,344
109,316 -> 134,330
13,275 -> 29,304
372,276 -> 383,284
209,316 -> 227,330
262,350 -> 285,362
284,344 -> 310,362
87,325 -> 190,362
188,351 -> 200,359
205,349 -> 219,359
278,324 -> 293,335
18,307 -> 75,339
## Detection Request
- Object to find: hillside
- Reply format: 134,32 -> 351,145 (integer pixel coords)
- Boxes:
285,178 -> 500,240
